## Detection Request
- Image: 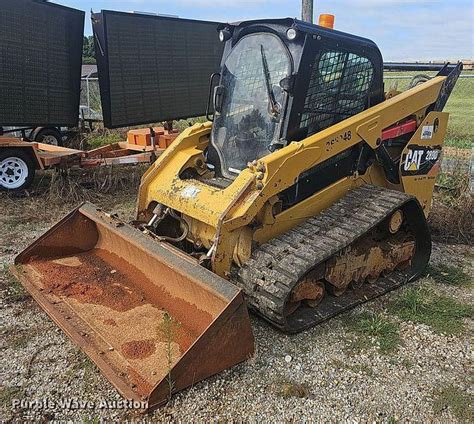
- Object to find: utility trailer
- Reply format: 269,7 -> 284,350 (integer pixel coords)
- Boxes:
0,127 -> 179,190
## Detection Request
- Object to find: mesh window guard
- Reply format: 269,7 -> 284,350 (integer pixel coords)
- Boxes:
300,50 -> 374,136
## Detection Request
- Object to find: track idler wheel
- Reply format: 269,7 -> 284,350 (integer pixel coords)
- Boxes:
285,279 -> 325,316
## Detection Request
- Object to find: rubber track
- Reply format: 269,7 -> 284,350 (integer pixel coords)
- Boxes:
232,185 -> 420,333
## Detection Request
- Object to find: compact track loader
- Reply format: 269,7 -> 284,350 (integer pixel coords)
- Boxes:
13,18 -> 462,409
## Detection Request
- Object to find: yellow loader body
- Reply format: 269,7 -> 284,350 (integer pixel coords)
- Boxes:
12,16 -> 462,409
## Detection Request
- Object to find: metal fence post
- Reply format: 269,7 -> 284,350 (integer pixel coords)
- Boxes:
302,0 -> 313,23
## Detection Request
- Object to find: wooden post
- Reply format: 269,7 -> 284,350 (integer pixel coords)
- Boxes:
302,0 -> 313,23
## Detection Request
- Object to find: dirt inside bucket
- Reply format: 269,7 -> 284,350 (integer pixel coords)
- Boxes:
122,339 -> 156,360
26,249 -> 215,389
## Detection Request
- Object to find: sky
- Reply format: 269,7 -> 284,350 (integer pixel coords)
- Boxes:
55,0 -> 473,61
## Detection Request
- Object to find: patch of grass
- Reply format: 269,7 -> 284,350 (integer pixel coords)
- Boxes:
430,168 -> 473,244
389,286 -> 473,335
436,170 -> 470,195
0,385 -> 24,408
426,264 -> 471,288
444,136 -> 472,150
433,385 -> 473,422
344,312 -> 401,355
83,417 -> 101,424
173,116 -> 207,131
277,380 -> 310,399
444,75 -> 474,141
85,133 -> 123,149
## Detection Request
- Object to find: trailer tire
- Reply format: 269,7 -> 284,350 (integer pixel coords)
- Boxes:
0,148 -> 36,191
34,128 -> 62,146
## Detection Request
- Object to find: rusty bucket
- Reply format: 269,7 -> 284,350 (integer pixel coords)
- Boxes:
12,202 -> 254,410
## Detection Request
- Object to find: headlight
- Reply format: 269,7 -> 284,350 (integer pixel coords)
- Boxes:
286,28 -> 297,40
219,28 -> 232,42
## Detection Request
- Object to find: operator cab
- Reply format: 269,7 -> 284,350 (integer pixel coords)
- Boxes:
207,18 -> 384,180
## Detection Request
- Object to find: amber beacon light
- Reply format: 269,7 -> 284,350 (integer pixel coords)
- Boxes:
318,14 -> 335,29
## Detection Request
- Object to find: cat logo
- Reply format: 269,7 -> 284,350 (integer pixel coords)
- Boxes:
403,149 -> 424,171
401,146 -> 442,176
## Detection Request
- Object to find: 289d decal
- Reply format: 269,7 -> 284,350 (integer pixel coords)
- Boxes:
401,144 -> 442,176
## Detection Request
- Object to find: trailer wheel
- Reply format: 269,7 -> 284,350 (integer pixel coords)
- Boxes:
0,149 -> 36,190
34,128 -> 62,146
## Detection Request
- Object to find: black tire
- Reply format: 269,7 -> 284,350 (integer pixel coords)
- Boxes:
34,128 -> 62,146
0,148 -> 36,191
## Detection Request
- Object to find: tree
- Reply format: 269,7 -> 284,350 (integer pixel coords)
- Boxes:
82,36 -> 96,64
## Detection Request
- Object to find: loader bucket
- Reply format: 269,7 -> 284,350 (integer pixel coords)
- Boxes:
12,202 -> 254,410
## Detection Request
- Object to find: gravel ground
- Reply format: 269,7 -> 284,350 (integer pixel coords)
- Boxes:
1,189 -> 472,422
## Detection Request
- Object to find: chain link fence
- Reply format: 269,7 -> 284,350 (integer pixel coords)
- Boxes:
80,77 -> 102,120
383,71 -> 474,144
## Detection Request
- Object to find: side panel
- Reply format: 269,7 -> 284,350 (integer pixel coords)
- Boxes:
92,11 -> 224,128
399,111 -> 448,215
0,0 -> 84,127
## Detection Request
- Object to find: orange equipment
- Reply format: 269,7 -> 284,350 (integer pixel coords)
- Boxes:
127,127 -> 180,149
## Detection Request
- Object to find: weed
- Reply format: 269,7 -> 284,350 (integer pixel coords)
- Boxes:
389,286 -> 473,335
425,264 -> 471,288
436,168 -> 470,195
83,416 -> 101,424
433,385 -> 473,422
430,168 -> 473,244
277,380 -> 310,399
44,164 -> 147,204
344,312 -> 401,355
159,312 -> 180,402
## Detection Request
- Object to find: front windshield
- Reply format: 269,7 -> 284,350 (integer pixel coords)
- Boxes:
211,33 -> 291,178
